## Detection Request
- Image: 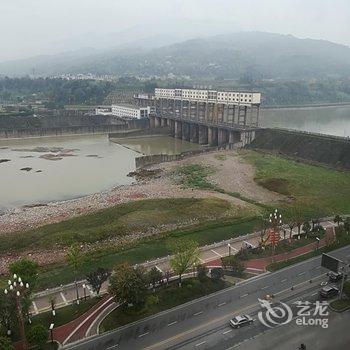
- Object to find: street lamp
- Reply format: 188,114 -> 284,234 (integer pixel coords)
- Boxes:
268,209 -> 282,258
4,274 -> 30,350
228,243 -> 232,256
49,323 -> 55,348
315,237 -> 320,251
82,284 -> 87,301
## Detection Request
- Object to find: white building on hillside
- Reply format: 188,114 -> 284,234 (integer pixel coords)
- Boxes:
111,104 -> 150,119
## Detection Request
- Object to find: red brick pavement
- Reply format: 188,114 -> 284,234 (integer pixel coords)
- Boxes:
204,238 -> 327,272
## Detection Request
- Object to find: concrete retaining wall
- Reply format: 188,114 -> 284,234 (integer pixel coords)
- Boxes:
248,128 -> 350,170
109,127 -> 170,140
135,143 -> 239,168
0,118 -> 148,139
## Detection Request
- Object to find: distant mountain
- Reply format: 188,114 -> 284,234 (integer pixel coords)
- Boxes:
1,32 -> 350,79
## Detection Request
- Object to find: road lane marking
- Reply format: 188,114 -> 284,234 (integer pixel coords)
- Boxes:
298,272 -> 306,276
240,293 -> 249,298
217,302 -> 226,307
106,345 -> 119,349
138,332 -> 149,338
194,311 -> 203,316
316,266 -> 322,270
222,329 -> 232,335
168,321 -> 178,326
281,279 -> 287,283
32,301 -> 39,314
261,285 -> 269,290
211,249 -> 222,257
144,272 -> 329,350
156,266 -> 163,273
195,341 -> 206,347
60,292 -> 68,305
311,292 -> 318,296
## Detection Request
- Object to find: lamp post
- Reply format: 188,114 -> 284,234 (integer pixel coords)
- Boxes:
269,209 -> 282,258
82,284 -> 87,301
49,323 -> 55,348
4,274 -> 30,350
315,237 -> 320,251
228,243 -> 232,256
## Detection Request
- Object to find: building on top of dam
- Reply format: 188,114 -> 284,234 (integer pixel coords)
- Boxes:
154,88 -> 261,106
111,104 -> 150,119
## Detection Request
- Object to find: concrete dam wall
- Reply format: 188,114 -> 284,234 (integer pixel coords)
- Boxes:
0,116 -> 148,139
248,128 -> 350,170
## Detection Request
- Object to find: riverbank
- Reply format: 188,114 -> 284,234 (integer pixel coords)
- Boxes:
0,149 -> 273,273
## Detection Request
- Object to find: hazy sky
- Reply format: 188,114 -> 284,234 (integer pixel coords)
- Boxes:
1,0 -> 349,62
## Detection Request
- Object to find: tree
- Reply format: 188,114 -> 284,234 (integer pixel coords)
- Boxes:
9,259 -> 39,287
66,244 -> 83,303
334,215 -> 343,227
287,221 -> 295,241
0,336 -> 13,350
0,294 -> 16,337
27,324 -> 48,349
86,267 -> 111,295
147,267 -> 163,292
109,263 -> 147,307
196,265 -> 208,282
302,221 -> 311,237
221,256 -> 244,276
169,239 -> 200,286
288,204 -> 305,239
344,217 -> 350,234
210,267 -> 224,280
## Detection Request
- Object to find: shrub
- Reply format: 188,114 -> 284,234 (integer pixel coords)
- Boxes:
0,336 -> 13,350
210,267 -> 224,280
221,256 -> 244,276
196,265 -> 208,282
343,281 -> 350,299
27,324 -> 48,349
146,295 -> 159,307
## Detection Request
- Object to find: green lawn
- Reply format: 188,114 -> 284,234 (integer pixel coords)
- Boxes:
100,277 -> 229,332
30,297 -> 101,328
0,198 -> 235,253
34,216 -> 259,289
241,150 -> 350,216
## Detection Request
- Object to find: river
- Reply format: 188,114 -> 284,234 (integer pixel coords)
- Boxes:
1,105 -> 349,211
260,105 -> 350,137
0,135 -> 201,211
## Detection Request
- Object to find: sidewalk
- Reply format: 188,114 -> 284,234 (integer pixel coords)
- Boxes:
30,219 -> 337,315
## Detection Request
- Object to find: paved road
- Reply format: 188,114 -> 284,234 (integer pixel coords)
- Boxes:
31,219 -> 336,314
233,302 -> 350,350
63,243 -> 350,350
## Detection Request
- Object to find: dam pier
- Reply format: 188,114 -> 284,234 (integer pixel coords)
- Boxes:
136,88 -> 261,147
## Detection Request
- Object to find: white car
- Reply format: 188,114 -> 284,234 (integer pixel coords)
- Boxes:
229,314 -> 253,328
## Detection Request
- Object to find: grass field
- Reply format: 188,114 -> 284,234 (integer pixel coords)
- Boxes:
33,215 -> 259,289
3,150 -> 349,290
0,197 -> 237,253
241,150 -> 350,216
